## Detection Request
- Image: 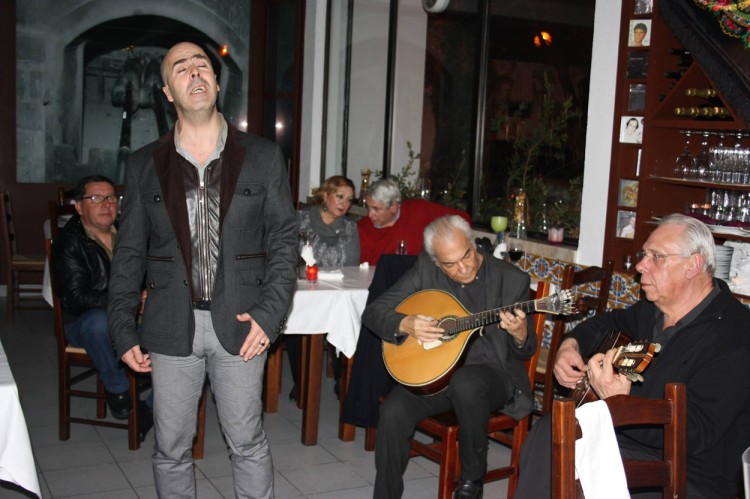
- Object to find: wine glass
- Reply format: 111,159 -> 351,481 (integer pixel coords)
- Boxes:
674,131 -> 694,178
694,131 -> 711,181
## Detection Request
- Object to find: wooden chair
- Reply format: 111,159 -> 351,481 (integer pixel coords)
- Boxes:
407,281 -> 552,499
46,238 -> 208,455
1,191 -> 46,321
535,261 -> 613,415
552,383 -> 687,498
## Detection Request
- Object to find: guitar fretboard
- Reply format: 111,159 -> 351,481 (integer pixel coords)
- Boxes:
445,300 -> 540,336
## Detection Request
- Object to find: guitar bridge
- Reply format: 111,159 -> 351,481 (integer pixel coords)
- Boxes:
422,339 -> 442,350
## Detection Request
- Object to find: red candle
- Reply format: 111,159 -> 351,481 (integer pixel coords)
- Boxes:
306,265 -> 318,283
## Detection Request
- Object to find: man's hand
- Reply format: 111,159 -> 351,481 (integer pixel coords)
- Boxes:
237,313 -> 270,361
499,308 -> 527,345
399,315 -> 444,343
553,338 -> 586,389
122,345 -> 152,373
587,349 -> 632,399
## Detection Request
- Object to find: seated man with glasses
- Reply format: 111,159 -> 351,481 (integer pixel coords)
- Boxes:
515,213 -> 750,498
51,175 -> 149,431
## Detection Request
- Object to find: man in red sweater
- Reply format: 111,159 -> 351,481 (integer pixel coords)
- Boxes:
358,178 -> 471,265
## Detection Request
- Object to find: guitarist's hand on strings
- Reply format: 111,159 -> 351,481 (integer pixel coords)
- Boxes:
499,309 -> 527,346
587,349 -> 632,399
399,314 -> 445,343
554,338 -> 587,389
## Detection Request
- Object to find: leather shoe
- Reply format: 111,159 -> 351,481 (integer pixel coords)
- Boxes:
105,390 -> 132,420
453,480 -> 483,499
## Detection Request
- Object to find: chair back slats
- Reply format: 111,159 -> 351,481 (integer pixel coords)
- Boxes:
552,383 -> 687,498
1,191 -> 16,259
536,261 -> 614,415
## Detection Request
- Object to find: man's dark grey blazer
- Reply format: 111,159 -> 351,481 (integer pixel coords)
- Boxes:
108,122 -> 299,358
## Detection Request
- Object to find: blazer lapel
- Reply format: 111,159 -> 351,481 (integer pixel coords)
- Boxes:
153,132 -> 193,282
219,124 -> 247,231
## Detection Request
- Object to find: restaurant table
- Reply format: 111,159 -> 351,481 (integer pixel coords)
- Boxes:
0,340 -> 41,498
263,265 -> 375,445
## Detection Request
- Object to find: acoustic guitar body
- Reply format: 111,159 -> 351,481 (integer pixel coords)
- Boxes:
382,289 -> 477,395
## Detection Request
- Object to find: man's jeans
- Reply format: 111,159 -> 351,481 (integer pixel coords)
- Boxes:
64,308 -> 129,394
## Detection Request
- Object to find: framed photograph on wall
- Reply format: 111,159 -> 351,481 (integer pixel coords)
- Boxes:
619,116 -> 644,144
628,19 -> 651,47
627,83 -> 646,112
618,179 -> 639,207
634,0 -> 653,15
617,210 -> 637,239
626,51 -> 648,79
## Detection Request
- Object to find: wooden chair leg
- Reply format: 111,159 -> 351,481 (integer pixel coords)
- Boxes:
262,342 -> 282,413
193,384 -> 208,459
96,376 -> 107,418
365,426 -> 377,451
438,427 -> 460,499
59,361 -> 70,441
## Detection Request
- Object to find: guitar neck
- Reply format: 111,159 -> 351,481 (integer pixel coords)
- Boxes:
445,299 -> 542,336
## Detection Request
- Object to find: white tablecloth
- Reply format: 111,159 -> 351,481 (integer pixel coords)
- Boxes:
0,341 -> 40,498
283,266 -> 375,357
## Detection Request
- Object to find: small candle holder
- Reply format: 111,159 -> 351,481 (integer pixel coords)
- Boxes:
306,264 -> 318,283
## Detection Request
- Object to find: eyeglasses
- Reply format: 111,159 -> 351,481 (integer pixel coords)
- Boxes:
81,195 -> 118,204
635,251 -> 690,264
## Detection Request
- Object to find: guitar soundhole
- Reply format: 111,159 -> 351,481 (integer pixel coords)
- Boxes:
437,316 -> 459,341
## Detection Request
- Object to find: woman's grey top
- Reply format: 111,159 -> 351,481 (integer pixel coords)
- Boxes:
297,204 -> 360,267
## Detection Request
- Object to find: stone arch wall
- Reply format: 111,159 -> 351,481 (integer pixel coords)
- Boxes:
16,0 -> 249,182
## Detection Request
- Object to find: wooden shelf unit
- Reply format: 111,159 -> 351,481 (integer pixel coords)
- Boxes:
602,0 -> 750,274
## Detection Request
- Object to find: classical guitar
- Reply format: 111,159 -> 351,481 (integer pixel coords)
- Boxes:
382,288 -> 574,395
567,330 -> 661,406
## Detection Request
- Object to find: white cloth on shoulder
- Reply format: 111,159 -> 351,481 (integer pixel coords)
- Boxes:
575,400 -> 630,499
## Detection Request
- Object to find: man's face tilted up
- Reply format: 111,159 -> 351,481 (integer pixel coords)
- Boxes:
161,42 -> 220,116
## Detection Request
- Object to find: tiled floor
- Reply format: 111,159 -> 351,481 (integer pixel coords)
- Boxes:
0,306 -> 512,498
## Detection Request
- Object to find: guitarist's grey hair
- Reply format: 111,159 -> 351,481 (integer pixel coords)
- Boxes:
659,213 -> 716,275
423,215 -> 474,263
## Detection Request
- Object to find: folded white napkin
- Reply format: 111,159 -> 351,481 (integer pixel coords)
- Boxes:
575,400 -> 629,499
318,269 -> 344,281
301,243 -> 316,266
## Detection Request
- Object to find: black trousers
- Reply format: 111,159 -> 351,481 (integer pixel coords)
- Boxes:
373,364 -> 513,499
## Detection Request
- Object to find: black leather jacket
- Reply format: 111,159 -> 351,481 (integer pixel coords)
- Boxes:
51,214 -> 111,323
177,154 -> 222,302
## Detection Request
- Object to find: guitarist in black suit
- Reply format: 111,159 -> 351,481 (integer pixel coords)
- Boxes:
363,215 -> 535,499
516,214 -> 750,499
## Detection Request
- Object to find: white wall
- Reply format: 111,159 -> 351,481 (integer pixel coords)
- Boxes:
577,0 -> 622,266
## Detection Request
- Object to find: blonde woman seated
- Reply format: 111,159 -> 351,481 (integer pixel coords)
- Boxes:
287,176 -> 360,401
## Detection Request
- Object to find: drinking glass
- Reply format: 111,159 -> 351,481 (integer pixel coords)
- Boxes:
490,215 -> 508,233
674,131 -> 694,178
694,131 -> 711,181
508,247 -> 524,263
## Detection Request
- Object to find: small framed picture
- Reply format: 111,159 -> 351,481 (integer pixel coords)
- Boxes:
627,83 -> 647,113
626,51 -> 648,79
628,19 -> 651,47
619,116 -> 644,144
618,180 -> 639,208
634,0 -> 653,15
617,210 -> 637,239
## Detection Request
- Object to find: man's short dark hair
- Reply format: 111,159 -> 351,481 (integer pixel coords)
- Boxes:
73,175 -> 115,200
634,22 -> 648,32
